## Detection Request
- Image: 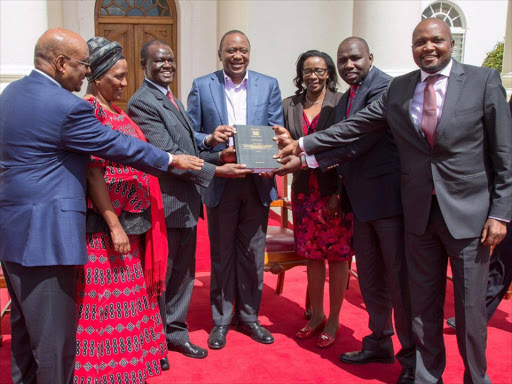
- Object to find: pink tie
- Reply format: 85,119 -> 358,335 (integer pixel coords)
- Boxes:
421,75 -> 441,148
345,84 -> 360,118
166,90 -> 180,112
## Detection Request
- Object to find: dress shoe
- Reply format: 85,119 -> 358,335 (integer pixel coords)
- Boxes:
339,349 -> 395,365
296,317 -> 327,339
396,367 -> 415,384
208,325 -> 229,350
446,317 -> 456,329
236,322 -> 274,344
316,326 -> 339,349
159,357 -> 170,371
167,342 -> 208,359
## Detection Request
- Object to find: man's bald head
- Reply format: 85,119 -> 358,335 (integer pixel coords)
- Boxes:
34,28 -> 91,92
339,37 -> 370,57
412,18 -> 454,73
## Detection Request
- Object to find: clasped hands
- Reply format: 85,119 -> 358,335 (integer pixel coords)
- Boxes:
265,125 -> 303,177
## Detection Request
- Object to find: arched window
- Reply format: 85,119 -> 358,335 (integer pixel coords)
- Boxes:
99,0 -> 172,17
422,1 -> 466,62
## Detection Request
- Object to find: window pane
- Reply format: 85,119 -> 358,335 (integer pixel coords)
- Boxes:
452,34 -> 464,62
127,8 -> 144,16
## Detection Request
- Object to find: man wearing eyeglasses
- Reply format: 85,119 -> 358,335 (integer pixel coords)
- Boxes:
0,28 -> 204,384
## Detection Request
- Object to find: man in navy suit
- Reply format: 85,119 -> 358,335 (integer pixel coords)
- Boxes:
0,28 -> 203,384
187,30 -> 283,350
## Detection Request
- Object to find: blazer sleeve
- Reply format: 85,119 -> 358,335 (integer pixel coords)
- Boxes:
187,80 -> 208,149
268,78 -> 284,126
484,69 -> 512,220
61,100 -> 169,176
303,90 -> 389,155
127,95 -> 215,188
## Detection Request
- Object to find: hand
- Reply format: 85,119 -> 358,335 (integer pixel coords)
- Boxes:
219,146 -> 236,163
170,154 -> 204,170
327,194 -> 341,221
272,125 -> 293,150
215,163 -> 253,178
272,155 -> 301,176
481,218 -> 507,246
110,224 -> 131,254
274,140 -> 301,159
206,125 -> 236,147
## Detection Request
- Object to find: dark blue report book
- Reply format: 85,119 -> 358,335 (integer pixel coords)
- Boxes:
234,125 -> 280,173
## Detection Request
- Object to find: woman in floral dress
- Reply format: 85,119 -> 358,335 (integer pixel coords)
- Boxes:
282,50 -> 354,349
74,37 -> 168,384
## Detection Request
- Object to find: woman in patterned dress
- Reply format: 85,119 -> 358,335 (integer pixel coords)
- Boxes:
74,37 -> 168,384
282,50 -> 354,349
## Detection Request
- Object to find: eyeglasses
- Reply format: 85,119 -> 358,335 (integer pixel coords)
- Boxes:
61,54 -> 90,68
302,68 -> 328,77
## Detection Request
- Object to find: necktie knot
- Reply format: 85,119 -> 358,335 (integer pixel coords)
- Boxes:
425,74 -> 442,86
166,90 -> 180,111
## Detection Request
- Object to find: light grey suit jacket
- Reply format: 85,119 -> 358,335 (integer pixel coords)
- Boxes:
303,60 -> 512,239
127,80 -> 216,228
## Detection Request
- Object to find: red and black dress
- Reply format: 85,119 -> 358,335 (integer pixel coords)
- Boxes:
74,97 -> 167,384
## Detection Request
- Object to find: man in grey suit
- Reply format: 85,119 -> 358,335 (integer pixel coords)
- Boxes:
187,30 -> 284,349
127,40 -> 250,362
276,19 -> 512,384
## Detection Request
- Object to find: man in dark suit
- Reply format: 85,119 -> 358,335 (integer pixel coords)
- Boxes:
0,28 -> 203,384
187,30 -> 283,349
276,19 -> 512,384
312,37 -> 414,383
127,40 -> 250,362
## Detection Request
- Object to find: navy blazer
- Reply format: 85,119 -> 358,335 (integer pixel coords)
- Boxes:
187,70 -> 284,207
314,67 -> 402,222
0,71 -> 170,266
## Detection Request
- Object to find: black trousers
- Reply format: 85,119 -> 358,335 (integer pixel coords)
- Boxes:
406,198 -> 490,384
2,261 -> 77,384
353,214 -> 415,370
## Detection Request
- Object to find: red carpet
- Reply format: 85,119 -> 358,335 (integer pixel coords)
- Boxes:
1,216 -> 511,384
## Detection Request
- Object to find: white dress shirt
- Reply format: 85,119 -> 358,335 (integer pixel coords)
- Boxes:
224,71 -> 248,146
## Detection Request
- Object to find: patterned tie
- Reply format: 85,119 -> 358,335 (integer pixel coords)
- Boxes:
345,84 -> 360,118
166,90 -> 180,112
421,75 -> 442,148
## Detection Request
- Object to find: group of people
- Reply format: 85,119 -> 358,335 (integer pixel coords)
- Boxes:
0,16 -> 511,384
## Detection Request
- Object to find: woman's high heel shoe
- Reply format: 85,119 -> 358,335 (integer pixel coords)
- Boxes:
316,326 -> 340,348
296,317 -> 327,339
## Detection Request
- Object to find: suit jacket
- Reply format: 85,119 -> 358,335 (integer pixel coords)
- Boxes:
283,89 -> 340,196
187,70 -> 284,207
314,67 -> 403,222
127,80 -> 216,228
0,71 -> 170,266
303,60 -> 512,239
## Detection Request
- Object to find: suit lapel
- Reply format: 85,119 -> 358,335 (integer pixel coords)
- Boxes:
143,81 -> 190,130
316,89 -> 337,131
336,91 -> 349,122
434,61 -> 465,147
402,71 -> 429,146
210,71 -> 228,125
246,71 -> 260,125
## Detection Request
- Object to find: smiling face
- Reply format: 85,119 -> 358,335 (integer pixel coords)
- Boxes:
412,19 -> 454,74
302,56 -> 329,94
337,39 -> 373,86
96,59 -> 128,102
218,33 -> 250,84
142,43 -> 176,88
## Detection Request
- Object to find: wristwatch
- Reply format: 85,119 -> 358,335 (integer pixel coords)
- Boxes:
299,153 -> 308,170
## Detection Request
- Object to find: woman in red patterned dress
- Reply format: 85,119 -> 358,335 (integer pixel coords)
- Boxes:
282,50 -> 354,349
74,37 -> 168,384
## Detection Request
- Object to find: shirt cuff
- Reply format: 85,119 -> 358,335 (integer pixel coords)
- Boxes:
298,137 -> 305,152
168,153 -> 173,166
305,153 -> 319,169
489,216 -> 510,223
202,135 -> 213,149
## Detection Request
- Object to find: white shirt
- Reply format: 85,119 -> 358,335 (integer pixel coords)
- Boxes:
145,78 -> 170,96
224,71 -> 248,146
34,69 -> 62,88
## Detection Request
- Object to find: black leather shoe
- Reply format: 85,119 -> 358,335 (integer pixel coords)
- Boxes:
446,317 -> 456,329
397,367 -> 415,384
236,322 -> 274,344
159,357 -> 170,371
208,325 -> 229,349
168,342 -> 208,359
339,349 -> 395,365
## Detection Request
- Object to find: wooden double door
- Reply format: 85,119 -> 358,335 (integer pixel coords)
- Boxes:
96,17 -> 177,110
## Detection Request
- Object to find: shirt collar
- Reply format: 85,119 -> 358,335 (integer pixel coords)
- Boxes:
34,69 -> 62,88
420,59 -> 453,82
223,70 -> 248,90
145,78 -> 170,95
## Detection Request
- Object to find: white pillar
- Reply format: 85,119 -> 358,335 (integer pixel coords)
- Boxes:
352,0 -> 422,77
0,0 -> 48,93
502,0 -> 512,97
216,0 -> 249,70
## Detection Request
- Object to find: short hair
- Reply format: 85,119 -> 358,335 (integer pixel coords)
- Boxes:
141,39 -> 169,61
293,50 -> 338,96
219,30 -> 251,51
340,36 -> 370,55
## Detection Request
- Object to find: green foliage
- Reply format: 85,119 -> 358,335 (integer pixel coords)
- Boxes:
482,41 -> 504,73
